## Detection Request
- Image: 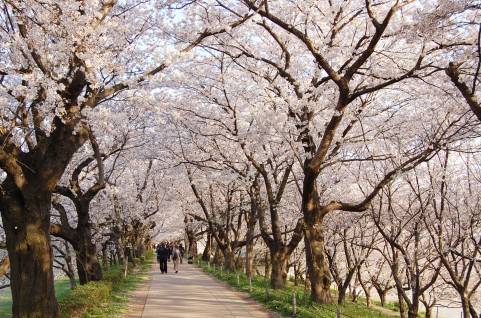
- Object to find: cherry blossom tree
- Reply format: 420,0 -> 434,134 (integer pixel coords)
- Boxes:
371,182 -> 442,318
422,151 -> 481,318
203,0 -> 478,304
0,0 -> 252,315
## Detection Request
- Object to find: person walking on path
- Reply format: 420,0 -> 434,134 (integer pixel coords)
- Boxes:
178,243 -> 185,263
156,243 -> 169,274
172,245 -> 181,273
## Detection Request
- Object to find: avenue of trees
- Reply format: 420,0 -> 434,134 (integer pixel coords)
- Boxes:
0,1 -> 480,317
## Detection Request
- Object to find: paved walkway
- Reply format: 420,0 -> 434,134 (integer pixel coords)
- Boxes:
140,261 -> 276,318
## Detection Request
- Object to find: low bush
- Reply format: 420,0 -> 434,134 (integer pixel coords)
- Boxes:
103,265 -> 124,285
58,281 -> 112,318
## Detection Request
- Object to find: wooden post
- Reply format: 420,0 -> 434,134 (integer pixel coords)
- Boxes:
337,307 -> 341,318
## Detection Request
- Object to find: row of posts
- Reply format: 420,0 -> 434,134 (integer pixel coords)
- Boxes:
197,259 -> 481,318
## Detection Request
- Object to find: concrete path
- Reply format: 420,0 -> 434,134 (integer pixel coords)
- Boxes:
141,262 -> 276,318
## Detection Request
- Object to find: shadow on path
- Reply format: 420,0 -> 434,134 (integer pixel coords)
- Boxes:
140,262 -> 277,318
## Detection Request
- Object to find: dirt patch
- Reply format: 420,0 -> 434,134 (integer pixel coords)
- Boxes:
122,264 -> 155,318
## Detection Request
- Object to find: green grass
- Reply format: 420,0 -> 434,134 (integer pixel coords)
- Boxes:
0,253 -> 154,318
0,277 -> 78,318
196,259 -> 398,318
78,255 -> 154,318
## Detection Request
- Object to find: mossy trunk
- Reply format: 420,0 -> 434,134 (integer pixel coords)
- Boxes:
302,168 -> 333,304
1,184 -> 58,318
270,247 -> 289,289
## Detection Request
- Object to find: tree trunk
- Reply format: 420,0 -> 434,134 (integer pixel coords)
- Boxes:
379,291 -> 387,307
302,168 -> 333,304
101,242 -> 109,269
424,306 -> 432,318
223,247 -> 236,271
397,287 -> 407,318
407,305 -> 419,318
1,185 -> 58,318
456,289 -> 478,318
75,235 -> 103,285
245,238 -> 254,278
202,232 -> 212,262
270,247 -> 289,289
264,250 -> 270,278
213,243 -> 223,265
365,292 -> 371,308
338,286 -> 348,305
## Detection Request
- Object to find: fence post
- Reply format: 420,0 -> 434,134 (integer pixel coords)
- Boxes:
337,307 -> 341,318
292,293 -> 296,316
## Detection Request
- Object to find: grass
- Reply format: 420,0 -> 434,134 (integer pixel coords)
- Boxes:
77,255 -> 154,318
0,277 -> 77,318
0,253 -> 154,318
196,259 -> 398,318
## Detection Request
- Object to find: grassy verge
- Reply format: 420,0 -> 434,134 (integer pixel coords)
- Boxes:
63,254 -> 154,318
0,253 -> 154,318
0,277 -> 75,318
195,259 -> 398,318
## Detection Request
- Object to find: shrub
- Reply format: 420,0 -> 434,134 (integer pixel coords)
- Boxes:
103,265 -> 124,285
131,258 -> 141,268
58,281 -> 112,318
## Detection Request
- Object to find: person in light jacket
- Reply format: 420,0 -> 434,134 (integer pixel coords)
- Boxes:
172,245 -> 181,273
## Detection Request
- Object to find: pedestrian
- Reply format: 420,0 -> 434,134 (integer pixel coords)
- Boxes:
172,244 -> 181,273
179,243 -> 185,263
157,243 -> 169,274
167,242 -> 173,262
155,244 -> 161,263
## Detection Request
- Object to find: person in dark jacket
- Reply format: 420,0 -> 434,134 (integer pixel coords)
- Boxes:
156,243 -> 170,273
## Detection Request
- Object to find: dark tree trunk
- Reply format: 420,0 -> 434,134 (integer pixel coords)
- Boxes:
264,250 -> 270,278
338,286 -> 347,306
223,247 -> 236,271
202,232 -> 212,262
378,291 -> 387,307
101,242 -> 109,269
213,243 -> 223,265
270,246 -> 289,289
407,305 -> 419,318
52,201 -> 103,285
337,268 -> 357,305
245,238 -> 254,278
302,168 -> 333,303
1,184 -> 58,318
75,237 -> 103,284
396,286 -> 407,318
